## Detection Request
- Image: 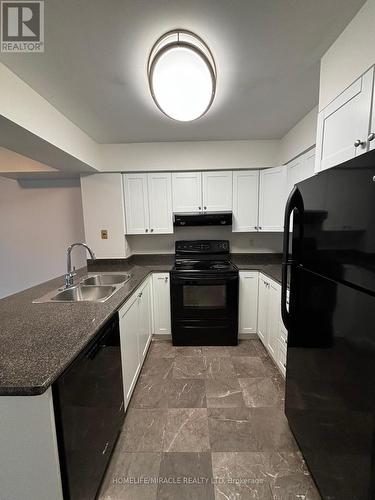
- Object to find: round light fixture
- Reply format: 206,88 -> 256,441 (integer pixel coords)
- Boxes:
148,30 -> 216,122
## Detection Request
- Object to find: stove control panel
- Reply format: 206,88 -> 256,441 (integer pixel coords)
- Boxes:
175,240 -> 230,255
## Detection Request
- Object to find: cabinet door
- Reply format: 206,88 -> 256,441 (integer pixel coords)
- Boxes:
147,173 -> 173,234
267,281 -> 281,362
123,173 -> 149,234
287,149 -> 315,199
232,171 -> 259,232
152,273 -> 171,335
315,67 -> 374,173
202,171 -> 233,211
257,275 -> 269,345
172,172 -> 202,212
258,166 -> 287,231
138,278 -> 152,362
119,294 -> 141,408
239,272 -> 259,334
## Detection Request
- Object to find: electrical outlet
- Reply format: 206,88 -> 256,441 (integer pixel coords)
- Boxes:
101,229 -> 108,240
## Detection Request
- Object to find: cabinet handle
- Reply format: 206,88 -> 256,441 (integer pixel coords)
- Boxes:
138,292 -> 143,298
145,228 -> 149,233
368,132 -> 375,142
283,363 -> 287,368
102,442 -> 109,455
354,139 -> 365,147
255,226 -> 258,230
165,276 -> 168,282
150,228 -> 154,232
199,206 -> 202,210
259,226 -> 262,230
204,206 -> 207,210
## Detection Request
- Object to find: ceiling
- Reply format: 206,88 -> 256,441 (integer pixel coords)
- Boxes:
0,0 -> 365,143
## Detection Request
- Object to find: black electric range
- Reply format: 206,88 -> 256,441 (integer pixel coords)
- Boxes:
170,240 -> 239,346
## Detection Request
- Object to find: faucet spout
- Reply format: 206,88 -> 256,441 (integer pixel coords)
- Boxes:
65,243 -> 96,288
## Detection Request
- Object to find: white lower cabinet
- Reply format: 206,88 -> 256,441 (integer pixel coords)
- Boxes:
152,273 -> 171,335
257,273 -> 286,376
119,276 -> 152,410
138,277 -> 152,362
257,274 -> 269,344
277,322 -> 288,377
239,271 -> 259,335
266,280 -> 281,361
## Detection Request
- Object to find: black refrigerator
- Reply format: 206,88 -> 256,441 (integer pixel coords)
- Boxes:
282,148 -> 375,500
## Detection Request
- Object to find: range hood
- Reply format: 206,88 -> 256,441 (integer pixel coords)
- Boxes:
173,211 -> 232,227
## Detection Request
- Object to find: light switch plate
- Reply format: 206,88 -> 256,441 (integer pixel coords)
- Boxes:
101,229 -> 108,240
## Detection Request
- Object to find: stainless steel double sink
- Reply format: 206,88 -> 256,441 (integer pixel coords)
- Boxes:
33,273 -> 131,303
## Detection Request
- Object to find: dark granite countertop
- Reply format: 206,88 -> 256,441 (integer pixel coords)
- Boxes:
0,254 -> 282,396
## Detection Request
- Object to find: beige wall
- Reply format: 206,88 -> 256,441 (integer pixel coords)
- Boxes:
319,0 -> 375,110
100,140 -> 280,172
127,227 -> 282,255
0,177 -> 86,299
278,107 -> 318,165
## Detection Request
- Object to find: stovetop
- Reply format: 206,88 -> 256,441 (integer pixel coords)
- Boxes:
173,240 -> 238,274
173,259 -> 238,273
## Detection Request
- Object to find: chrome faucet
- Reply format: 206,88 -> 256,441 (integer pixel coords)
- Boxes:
65,243 -> 96,288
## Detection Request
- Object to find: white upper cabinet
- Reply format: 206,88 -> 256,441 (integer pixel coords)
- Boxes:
202,171 -> 233,211
123,173 -> 173,235
258,166 -> 287,232
172,172 -> 202,213
123,173 -> 149,234
232,170 -> 259,232
369,85 -> 375,152
286,148 -> 315,198
315,67 -> 374,173
148,173 -> 173,234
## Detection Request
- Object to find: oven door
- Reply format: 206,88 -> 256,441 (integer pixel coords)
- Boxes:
170,273 -> 239,346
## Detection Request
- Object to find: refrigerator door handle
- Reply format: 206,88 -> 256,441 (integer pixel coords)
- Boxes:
282,186 -> 304,329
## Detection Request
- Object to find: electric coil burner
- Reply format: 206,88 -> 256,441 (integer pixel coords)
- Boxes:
170,240 -> 239,346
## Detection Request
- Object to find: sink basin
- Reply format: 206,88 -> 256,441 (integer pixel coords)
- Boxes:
81,274 -> 131,286
50,285 -> 116,302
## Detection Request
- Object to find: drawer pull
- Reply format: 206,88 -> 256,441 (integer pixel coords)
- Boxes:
102,442 -> 109,455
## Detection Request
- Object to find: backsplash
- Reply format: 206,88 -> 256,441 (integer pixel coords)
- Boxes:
126,226 -> 283,254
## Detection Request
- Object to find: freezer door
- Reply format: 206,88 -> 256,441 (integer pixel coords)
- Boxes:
286,266 -> 375,500
295,148 -> 375,294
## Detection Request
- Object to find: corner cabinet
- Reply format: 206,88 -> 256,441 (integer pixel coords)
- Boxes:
238,271 -> 259,335
258,166 -> 287,231
232,170 -> 259,232
315,67 -> 374,173
152,273 -> 171,335
123,173 -> 173,235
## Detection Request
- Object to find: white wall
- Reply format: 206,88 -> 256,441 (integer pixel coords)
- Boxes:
0,176 -> 86,298
100,140 -> 279,172
278,106 -> 318,164
0,62 -> 99,171
127,227 -> 282,254
319,0 -> 375,110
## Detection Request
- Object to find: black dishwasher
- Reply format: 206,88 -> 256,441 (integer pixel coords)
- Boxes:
53,313 -> 124,500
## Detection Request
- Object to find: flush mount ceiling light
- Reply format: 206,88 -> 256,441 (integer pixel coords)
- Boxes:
148,29 -> 216,122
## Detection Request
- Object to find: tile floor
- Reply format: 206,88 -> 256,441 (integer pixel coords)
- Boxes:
99,339 -> 321,500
